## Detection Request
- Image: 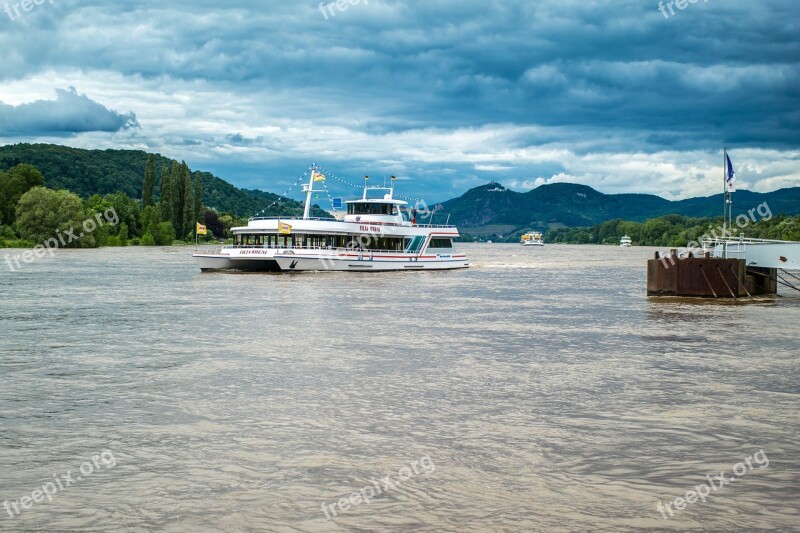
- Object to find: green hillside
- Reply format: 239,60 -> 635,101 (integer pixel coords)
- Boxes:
0,143 -> 327,218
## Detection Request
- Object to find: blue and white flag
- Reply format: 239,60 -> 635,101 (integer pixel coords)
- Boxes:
726,153 -> 736,192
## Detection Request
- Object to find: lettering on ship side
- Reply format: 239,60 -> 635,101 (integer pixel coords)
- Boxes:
239,250 -> 273,255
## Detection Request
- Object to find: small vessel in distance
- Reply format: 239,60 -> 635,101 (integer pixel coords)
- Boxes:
193,169 -> 469,272
620,235 -> 632,247
520,232 -> 544,246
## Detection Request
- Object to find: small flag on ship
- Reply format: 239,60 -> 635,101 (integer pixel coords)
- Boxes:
312,170 -> 326,181
196,222 -> 207,235
278,221 -> 292,234
726,153 -> 736,192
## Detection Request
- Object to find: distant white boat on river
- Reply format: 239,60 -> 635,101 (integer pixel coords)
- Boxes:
620,235 -> 632,247
521,232 -> 544,246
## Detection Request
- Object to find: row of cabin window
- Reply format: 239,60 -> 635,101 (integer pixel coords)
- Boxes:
347,203 -> 398,216
234,234 -> 454,250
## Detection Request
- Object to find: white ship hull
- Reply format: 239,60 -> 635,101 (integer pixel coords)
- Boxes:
274,253 -> 468,271
195,248 -> 467,272
194,253 -> 280,272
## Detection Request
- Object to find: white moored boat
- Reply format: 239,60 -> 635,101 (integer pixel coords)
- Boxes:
193,170 -> 469,272
520,232 -> 544,246
620,235 -> 632,247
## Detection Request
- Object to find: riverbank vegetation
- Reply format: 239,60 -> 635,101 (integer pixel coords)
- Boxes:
0,157 -> 248,248
544,214 -> 800,246
458,213 -> 800,245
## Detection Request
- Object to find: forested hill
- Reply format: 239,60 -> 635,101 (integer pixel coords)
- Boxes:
0,143 -> 326,218
442,182 -> 800,229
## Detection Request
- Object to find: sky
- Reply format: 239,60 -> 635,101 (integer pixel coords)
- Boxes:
0,0 -> 798,204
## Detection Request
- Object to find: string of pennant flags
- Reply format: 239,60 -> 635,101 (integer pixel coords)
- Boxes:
250,164 -> 429,218
251,169 -> 310,218
313,164 -> 428,204
319,175 -> 339,217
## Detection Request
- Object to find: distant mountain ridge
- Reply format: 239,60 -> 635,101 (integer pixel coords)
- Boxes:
0,143 -> 327,218
442,181 -> 800,232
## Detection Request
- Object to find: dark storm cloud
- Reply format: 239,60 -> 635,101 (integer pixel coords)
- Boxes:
0,88 -> 139,135
0,0 -> 797,199
8,0 -> 789,147
32,0 -> 800,146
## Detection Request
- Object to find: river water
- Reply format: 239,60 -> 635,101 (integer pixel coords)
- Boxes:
1,244 -> 798,532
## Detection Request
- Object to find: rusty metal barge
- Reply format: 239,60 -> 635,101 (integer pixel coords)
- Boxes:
647,238 -> 800,298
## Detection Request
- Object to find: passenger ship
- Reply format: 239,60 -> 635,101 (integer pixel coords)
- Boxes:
193,170 -> 469,272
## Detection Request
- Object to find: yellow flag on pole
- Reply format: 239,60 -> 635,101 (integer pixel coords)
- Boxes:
313,170 -> 326,181
278,222 -> 292,235
196,222 -> 207,235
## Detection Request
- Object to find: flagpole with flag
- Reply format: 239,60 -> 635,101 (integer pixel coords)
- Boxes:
723,147 -> 727,233
195,221 -> 207,251
724,148 -> 736,232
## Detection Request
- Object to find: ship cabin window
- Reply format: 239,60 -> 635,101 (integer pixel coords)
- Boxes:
347,202 -> 396,216
344,236 -> 404,251
307,235 -> 351,248
237,234 -> 265,246
428,238 -> 453,249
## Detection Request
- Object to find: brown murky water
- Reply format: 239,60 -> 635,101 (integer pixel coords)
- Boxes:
1,244 -> 798,531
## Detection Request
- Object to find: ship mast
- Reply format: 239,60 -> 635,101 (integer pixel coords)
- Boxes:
723,147 -> 728,233
303,166 -> 320,220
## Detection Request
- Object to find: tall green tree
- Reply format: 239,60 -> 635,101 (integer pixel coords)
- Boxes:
155,221 -> 176,245
159,164 -> 173,226
140,205 -> 174,245
180,161 -> 193,237
141,205 -> 160,233
142,154 -> 155,208
170,160 -> 182,233
193,171 -> 203,233
0,164 -> 45,225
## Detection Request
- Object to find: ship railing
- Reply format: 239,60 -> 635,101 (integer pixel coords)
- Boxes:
246,216 -> 457,229
219,244 -> 444,254
702,237 -> 790,246
248,216 -> 338,222
701,236 -> 796,260
411,223 -> 458,228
